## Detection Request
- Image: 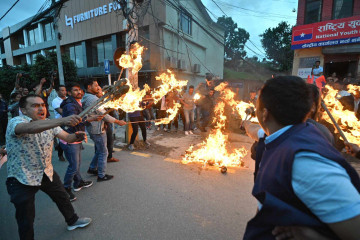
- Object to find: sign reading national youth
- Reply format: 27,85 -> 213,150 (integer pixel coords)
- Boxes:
291,16 -> 360,50
65,1 -> 122,29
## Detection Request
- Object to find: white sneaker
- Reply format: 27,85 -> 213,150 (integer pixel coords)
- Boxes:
164,128 -> 168,132
189,131 -> 194,135
185,131 -> 189,135
157,127 -> 160,131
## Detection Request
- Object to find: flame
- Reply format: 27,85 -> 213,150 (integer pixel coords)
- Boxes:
182,82 -> 251,168
155,102 -> 181,125
102,79 -> 149,112
215,84 -> 258,123
151,70 -> 188,104
322,84 -> 360,144
194,93 -> 201,100
182,101 -> 248,167
118,43 -> 145,74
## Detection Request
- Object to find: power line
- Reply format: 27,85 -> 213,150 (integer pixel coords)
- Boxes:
211,0 -> 227,17
216,0 -> 296,19
248,39 -> 266,56
0,0 -> 21,21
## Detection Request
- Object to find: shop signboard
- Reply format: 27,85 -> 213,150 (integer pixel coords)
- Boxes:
291,16 -> 360,50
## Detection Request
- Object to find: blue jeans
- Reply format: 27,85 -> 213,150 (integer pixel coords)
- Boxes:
89,133 -> 108,178
60,142 -> 83,188
184,108 -> 195,131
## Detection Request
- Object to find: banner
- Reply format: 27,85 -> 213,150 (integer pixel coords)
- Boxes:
291,16 -> 360,50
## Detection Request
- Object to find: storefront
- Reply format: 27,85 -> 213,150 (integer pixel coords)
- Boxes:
292,15 -> 360,81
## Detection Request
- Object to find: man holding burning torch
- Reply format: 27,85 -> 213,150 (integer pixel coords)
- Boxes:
243,76 -> 360,240
82,79 -> 126,182
5,95 -> 92,239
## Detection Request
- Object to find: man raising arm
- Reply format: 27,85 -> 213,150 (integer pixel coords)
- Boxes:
6,94 -> 92,240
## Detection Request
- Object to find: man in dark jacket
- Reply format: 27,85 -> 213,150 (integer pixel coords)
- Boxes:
60,82 -> 101,201
244,76 -> 360,240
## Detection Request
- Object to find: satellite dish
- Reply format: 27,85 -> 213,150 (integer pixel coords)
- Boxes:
113,47 -> 126,70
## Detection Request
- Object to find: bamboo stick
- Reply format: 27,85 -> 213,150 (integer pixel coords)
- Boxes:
321,101 -> 348,142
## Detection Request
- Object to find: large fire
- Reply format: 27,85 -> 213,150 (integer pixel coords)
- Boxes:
105,44 -> 187,116
155,102 -> 181,125
118,42 -> 145,74
151,70 -> 188,104
322,84 -> 360,144
182,84 -> 250,169
182,101 -> 248,168
102,80 -> 149,112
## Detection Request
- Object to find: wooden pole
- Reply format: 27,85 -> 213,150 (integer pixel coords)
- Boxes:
321,101 -> 348,142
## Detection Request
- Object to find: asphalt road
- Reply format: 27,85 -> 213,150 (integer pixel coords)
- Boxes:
0,142 -> 257,240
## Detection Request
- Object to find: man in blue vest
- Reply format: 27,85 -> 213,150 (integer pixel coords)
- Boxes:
243,76 -> 360,240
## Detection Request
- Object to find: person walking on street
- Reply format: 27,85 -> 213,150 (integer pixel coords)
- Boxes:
82,79 -> 126,182
181,85 -> 195,135
5,94 -> 92,240
60,82 -> 100,201
52,85 -> 67,162
95,86 -> 119,163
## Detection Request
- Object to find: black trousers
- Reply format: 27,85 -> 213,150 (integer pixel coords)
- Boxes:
54,138 -> 64,158
6,172 -> 78,240
129,116 -> 147,144
106,123 -> 114,158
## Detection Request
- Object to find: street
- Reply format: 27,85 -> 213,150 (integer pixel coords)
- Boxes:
0,142 -> 257,240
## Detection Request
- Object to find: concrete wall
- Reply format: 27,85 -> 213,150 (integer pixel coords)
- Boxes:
292,47 -> 324,77
161,0 -> 224,87
297,0 -> 360,26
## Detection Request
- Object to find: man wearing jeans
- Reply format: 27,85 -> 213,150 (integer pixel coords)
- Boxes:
82,79 -> 126,182
6,95 -> 91,239
60,82 -> 101,201
181,85 -> 195,135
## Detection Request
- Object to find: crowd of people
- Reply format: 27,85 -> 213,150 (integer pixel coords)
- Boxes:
1,63 -> 360,239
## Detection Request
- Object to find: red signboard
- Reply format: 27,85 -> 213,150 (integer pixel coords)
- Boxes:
291,16 -> 360,49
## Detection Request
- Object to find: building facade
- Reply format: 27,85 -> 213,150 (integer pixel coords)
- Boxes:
291,0 -> 360,80
0,0 -> 224,87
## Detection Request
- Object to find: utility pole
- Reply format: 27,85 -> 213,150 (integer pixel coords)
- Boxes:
125,0 -> 139,88
124,0 -> 139,144
52,0 -> 65,85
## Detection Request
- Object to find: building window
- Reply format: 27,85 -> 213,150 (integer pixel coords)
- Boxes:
28,27 -> 40,46
91,38 -> 112,67
333,0 -> 353,19
17,33 -> 25,49
31,52 -> 40,64
0,40 -> 4,54
305,0 -> 322,24
65,44 -> 84,68
180,8 -> 191,35
44,22 -> 55,41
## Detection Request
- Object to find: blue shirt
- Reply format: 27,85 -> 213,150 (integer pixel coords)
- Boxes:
263,125 -> 360,223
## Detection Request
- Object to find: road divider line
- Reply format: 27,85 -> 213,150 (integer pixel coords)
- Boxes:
164,158 -> 181,163
131,152 -> 151,158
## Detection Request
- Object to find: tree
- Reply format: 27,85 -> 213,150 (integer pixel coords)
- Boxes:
0,64 -> 31,101
217,16 -> 250,61
260,21 -> 294,72
31,51 -> 78,88
0,51 -> 78,100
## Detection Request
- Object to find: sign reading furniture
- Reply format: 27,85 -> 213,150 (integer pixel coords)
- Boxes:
291,16 -> 360,50
65,1 -> 122,29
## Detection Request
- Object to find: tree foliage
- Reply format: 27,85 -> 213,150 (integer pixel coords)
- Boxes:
0,51 -> 78,100
31,51 -> 78,87
217,16 -> 250,61
260,21 -> 294,72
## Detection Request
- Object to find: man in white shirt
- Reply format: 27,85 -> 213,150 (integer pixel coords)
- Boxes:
311,60 -> 323,84
52,85 -> 67,161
